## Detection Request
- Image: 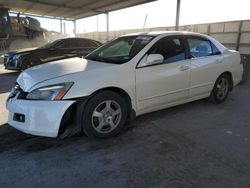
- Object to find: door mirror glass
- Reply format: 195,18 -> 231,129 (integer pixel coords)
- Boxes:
146,54 -> 164,65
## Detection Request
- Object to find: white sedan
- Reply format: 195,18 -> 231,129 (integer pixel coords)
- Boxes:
6,31 -> 243,138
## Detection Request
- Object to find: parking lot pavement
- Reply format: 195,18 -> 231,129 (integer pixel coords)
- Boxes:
0,65 -> 18,125
0,65 -> 250,188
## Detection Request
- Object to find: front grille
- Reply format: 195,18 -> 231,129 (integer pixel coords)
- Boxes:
8,61 -> 16,67
3,54 -> 11,63
3,55 -> 16,67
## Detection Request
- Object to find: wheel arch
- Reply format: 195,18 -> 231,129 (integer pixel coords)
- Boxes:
89,86 -> 134,119
58,86 -> 135,138
218,71 -> 233,90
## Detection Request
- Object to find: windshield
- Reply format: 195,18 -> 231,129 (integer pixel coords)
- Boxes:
86,35 -> 154,64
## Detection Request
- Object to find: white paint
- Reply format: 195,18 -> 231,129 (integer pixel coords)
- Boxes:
7,97 -> 75,137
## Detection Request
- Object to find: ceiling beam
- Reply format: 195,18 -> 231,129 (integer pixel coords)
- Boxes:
6,0 -> 156,20
72,0 -> 156,20
9,11 -> 75,21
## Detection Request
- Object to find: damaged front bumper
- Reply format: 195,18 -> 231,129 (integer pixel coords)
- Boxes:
7,97 -> 76,137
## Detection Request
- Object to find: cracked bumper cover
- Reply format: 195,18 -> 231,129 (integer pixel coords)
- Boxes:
7,98 -> 76,137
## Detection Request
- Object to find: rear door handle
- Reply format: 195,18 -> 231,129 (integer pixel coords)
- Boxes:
179,65 -> 190,71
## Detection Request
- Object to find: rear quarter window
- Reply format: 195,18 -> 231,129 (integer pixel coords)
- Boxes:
187,38 -> 213,58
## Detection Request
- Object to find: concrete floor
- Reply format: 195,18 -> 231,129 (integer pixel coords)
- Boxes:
0,65 -> 18,125
0,65 -> 250,188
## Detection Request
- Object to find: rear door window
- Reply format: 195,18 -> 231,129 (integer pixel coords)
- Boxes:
55,40 -> 70,49
71,39 -> 98,48
83,39 -> 99,48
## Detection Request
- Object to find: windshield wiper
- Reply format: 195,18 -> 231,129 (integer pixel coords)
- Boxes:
86,56 -> 105,62
86,55 -> 125,64
87,56 -> 115,64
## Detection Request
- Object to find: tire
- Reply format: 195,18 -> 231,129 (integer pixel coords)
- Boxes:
81,91 -> 128,138
209,74 -> 231,104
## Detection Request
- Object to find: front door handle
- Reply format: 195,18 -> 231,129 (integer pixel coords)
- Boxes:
179,65 -> 190,71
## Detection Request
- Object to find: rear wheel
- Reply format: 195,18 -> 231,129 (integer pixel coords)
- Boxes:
81,91 -> 127,138
209,74 -> 231,104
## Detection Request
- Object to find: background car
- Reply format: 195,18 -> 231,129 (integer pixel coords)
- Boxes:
3,37 -> 102,71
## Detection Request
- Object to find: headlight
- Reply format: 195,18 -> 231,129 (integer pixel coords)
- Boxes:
26,82 -> 73,100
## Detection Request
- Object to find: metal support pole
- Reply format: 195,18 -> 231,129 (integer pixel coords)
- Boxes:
143,14 -> 148,29
207,24 -> 211,36
73,20 -> 76,36
63,22 -> 66,36
60,19 -> 63,34
106,12 -> 109,41
236,21 -> 243,51
96,15 -> 99,32
175,0 -> 181,31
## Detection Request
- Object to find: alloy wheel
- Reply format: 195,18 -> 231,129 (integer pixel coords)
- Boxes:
91,100 -> 122,134
216,77 -> 229,100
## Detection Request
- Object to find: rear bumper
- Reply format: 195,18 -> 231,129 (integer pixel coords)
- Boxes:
7,98 -> 75,137
233,64 -> 244,86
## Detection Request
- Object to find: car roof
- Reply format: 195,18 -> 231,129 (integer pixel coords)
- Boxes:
122,31 -> 208,37
122,31 -> 228,54
53,37 -> 102,45
60,37 -> 91,41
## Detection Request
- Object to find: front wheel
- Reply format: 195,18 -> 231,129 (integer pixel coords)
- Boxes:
209,74 -> 231,104
81,91 -> 128,138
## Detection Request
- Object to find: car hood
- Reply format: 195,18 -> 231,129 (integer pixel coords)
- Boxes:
6,47 -> 38,57
17,57 -> 112,91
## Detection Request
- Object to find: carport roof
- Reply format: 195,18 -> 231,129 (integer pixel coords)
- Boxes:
0,0 -> 156,20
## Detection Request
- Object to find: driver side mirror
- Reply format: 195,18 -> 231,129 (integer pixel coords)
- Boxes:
146,54 -> 164,65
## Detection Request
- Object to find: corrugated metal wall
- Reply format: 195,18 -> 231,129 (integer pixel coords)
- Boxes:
77,20 -> 250,54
